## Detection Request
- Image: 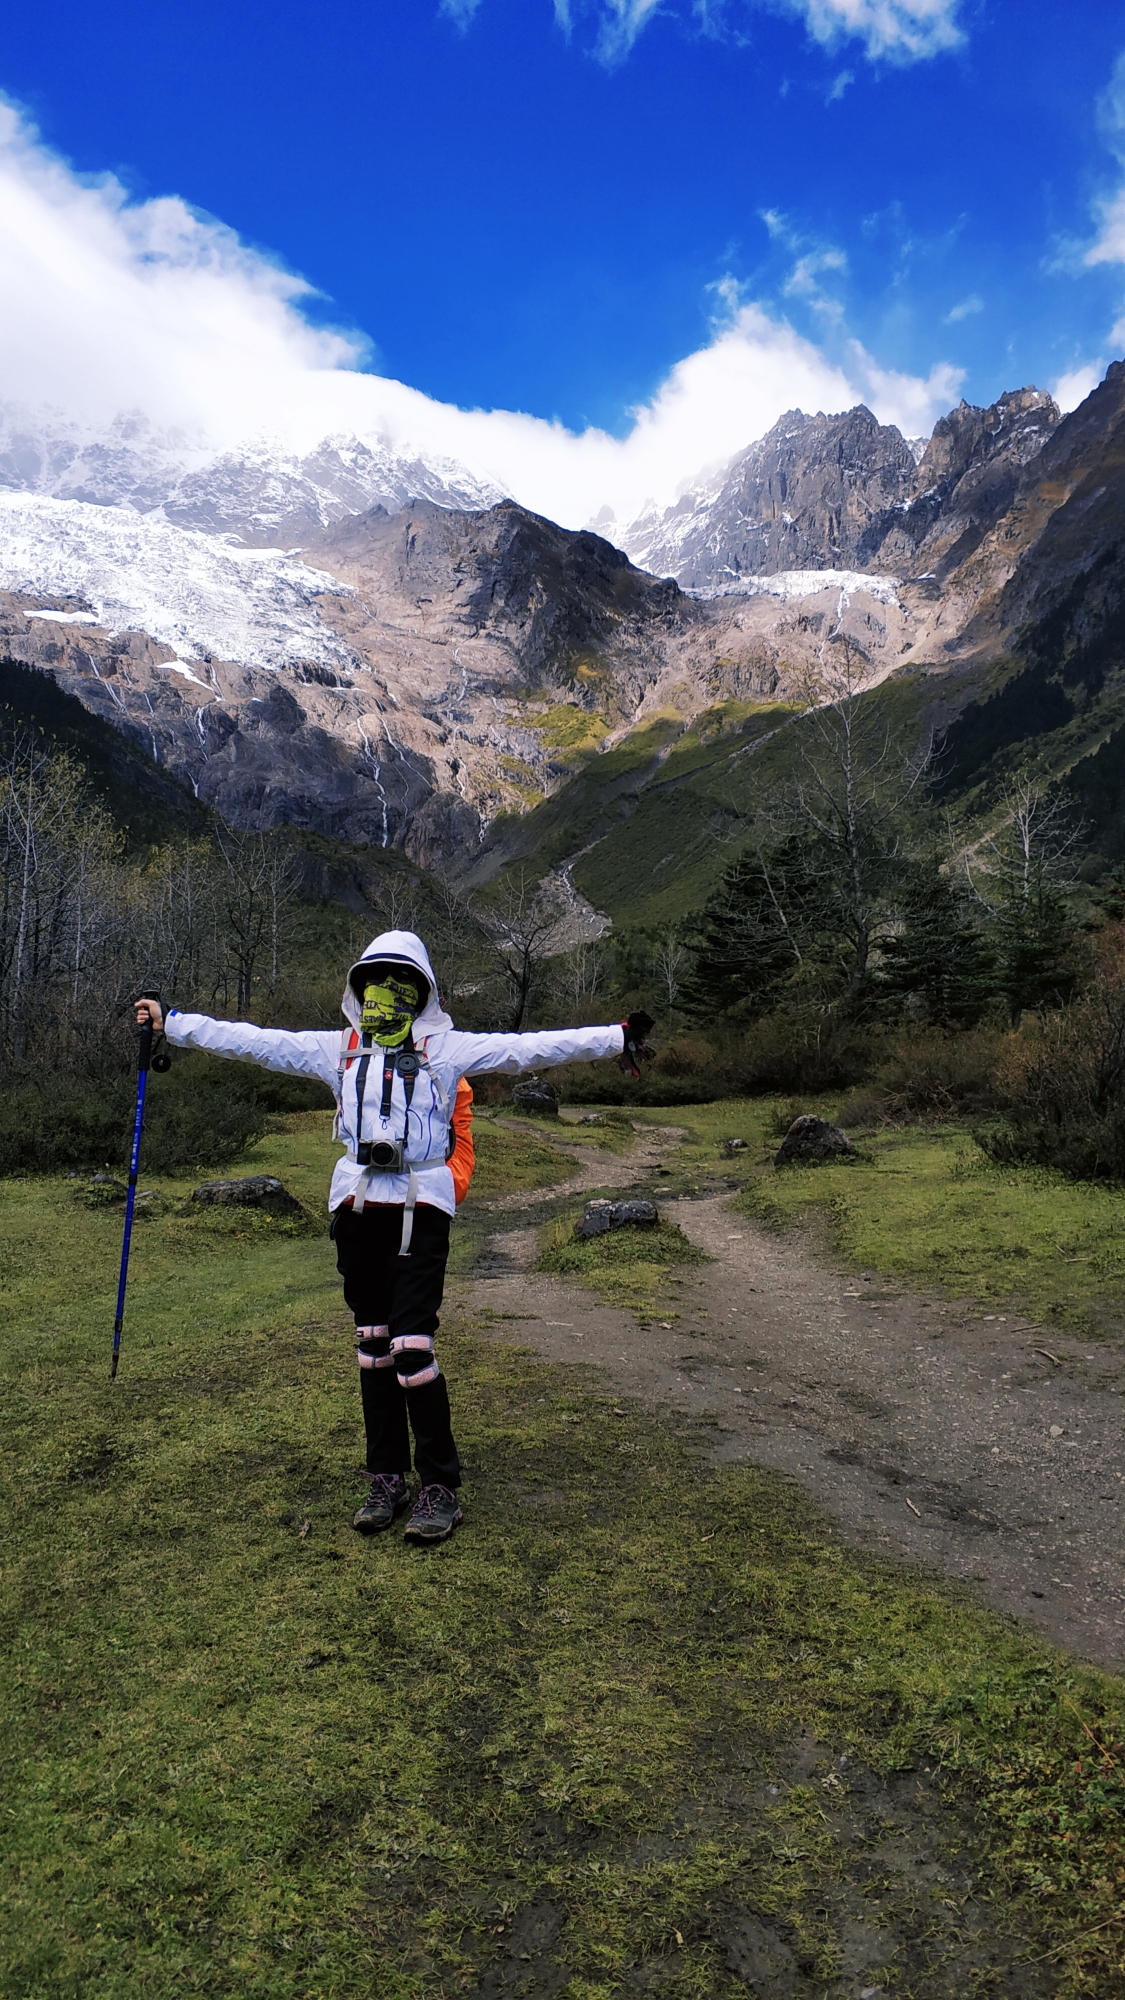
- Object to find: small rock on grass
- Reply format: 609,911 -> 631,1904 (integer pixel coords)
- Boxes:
191,1175 -> 304,1218
574,1198 -> 659,1239
512,1076 -> 559,1117
775,1114 -> 855,1167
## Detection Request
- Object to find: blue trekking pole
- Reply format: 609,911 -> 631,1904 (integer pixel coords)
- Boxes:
111,991 -> 170,1381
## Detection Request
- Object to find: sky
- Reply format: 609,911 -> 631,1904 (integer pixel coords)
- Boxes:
1,0 -> 1124,528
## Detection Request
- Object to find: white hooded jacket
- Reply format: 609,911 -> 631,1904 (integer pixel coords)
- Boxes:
164,929 -> 625,1216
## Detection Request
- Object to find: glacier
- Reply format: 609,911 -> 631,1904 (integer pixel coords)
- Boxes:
0,492 -> 359,672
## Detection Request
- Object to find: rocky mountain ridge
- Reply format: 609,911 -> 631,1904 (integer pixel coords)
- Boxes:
622,387 -> 1061,590
0,494 -> 916,864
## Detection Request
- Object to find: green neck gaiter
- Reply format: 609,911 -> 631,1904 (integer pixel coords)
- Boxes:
361,977 -> 419,1048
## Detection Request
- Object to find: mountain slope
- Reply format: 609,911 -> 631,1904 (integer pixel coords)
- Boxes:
3,364 -> 1125,901
0,493 -> 918,864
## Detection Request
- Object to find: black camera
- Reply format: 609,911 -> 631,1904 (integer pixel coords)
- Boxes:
356,1137 -> 405,1171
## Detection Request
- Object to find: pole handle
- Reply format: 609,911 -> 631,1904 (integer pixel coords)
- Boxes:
134,989 -> 162,1075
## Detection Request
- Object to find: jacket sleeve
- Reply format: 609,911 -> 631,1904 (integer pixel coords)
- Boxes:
454,1023 -> 625,1077
164,1010 -> 340,1091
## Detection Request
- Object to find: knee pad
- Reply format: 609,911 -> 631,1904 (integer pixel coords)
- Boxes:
391,1333 -> 439,1388
355,1324 -> 392,1371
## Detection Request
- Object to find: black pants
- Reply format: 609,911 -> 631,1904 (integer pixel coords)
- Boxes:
333,1201 -> 461,1489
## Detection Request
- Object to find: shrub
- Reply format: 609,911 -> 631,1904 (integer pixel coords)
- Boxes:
980,931 -> 1125,1180
0,1049 -> 330,1177
837,1025 -> 1007,1127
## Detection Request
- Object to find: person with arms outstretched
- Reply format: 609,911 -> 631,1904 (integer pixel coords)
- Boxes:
136,929 -> 654,1544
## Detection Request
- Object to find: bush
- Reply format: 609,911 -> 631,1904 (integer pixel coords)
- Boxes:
837,1025 -> 1006,1128
0,1049 -> 331,1177
0,1070 -> 136,1176
980,937 -> 1125,1179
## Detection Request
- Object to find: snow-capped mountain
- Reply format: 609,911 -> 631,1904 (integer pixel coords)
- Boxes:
0,405 -> 505,545
3,368 -> 1123,874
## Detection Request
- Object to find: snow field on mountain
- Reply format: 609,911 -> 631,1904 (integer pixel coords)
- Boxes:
0,492 -> 357,671
692,567 -> 902,606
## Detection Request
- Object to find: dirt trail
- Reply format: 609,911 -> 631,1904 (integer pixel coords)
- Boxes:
462,1121 -> 1125,1673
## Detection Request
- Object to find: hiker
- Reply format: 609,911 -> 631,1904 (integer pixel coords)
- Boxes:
134,930 -> 654,1545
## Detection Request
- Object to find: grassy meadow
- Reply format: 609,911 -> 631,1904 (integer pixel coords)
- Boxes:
1,1106 -> 1124,1996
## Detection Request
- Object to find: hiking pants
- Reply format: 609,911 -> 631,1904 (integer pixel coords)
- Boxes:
332,1201 -> 461,1489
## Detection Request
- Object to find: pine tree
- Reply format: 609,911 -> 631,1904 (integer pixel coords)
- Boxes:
993,879 -> 1080,1023
682,837 -> 819,1018
879,864 -> 997,1025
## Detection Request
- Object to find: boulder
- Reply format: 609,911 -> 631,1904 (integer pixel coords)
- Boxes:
774,1115 -> 855,1167
512,1076 -> 559,1117
191,1175 -> 304,1217
574,1197 -> 658,1240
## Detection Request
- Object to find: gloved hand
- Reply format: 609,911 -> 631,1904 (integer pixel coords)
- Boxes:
619,1010 -> 656,1080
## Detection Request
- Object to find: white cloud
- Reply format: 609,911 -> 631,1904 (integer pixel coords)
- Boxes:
792,0 -> 962,62
592,0 -> 664,62
470,0 -> 963,65
1086,186 -> 1125,270
0,100 -> 962,529
1052,363 -> 1103,413
943,293 -> 982,323
1087,52 -> 1125,267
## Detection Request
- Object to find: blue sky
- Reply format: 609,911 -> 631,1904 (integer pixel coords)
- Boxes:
2,1 -> 1124,523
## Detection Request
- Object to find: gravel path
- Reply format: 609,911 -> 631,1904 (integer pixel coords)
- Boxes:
463,1124 -> 1125,1672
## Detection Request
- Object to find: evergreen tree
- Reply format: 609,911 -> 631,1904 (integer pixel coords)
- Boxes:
993,879 -> 1080,1023
968,785 -> 1083,1024
879,864 -> 997,1025
682,837 -> 821,1018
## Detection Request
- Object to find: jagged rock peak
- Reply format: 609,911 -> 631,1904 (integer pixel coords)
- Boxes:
620,386 -> 1063,591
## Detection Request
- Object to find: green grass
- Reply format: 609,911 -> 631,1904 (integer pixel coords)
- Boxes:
732,1117 -> 1125,1337
3,1113 -> 1125,1996
626,1097 -> 1125,1337
465,1114 -> 577,1195
537,1214 -> 706,1320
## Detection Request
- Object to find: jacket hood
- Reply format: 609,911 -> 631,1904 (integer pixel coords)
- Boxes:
342,931 -> 453,1037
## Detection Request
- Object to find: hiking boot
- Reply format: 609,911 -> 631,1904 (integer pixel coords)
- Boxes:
403,1483 -> 463,1544
352,1473 -> 410,1535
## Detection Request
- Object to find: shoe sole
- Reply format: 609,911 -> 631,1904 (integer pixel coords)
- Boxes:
403,1512 -> 463,1545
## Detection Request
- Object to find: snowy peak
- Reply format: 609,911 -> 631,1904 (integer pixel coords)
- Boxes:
0,405 -> 505,545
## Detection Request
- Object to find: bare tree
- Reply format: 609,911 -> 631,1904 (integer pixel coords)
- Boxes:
555,935 -> 609,1014
213,827 -> 300,1012
651,925 -> 687,1012
780,637 -> 933,997
481,873 -> 560,1029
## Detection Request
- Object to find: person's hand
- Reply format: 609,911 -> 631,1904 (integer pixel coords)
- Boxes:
134,996 -> 164,1032
619,1010 -> 656,1079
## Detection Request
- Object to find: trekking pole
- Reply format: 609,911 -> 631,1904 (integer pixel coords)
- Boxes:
110,991 -> 169,1381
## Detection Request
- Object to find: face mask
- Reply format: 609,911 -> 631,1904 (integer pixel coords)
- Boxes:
361,977 -> 419,1048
